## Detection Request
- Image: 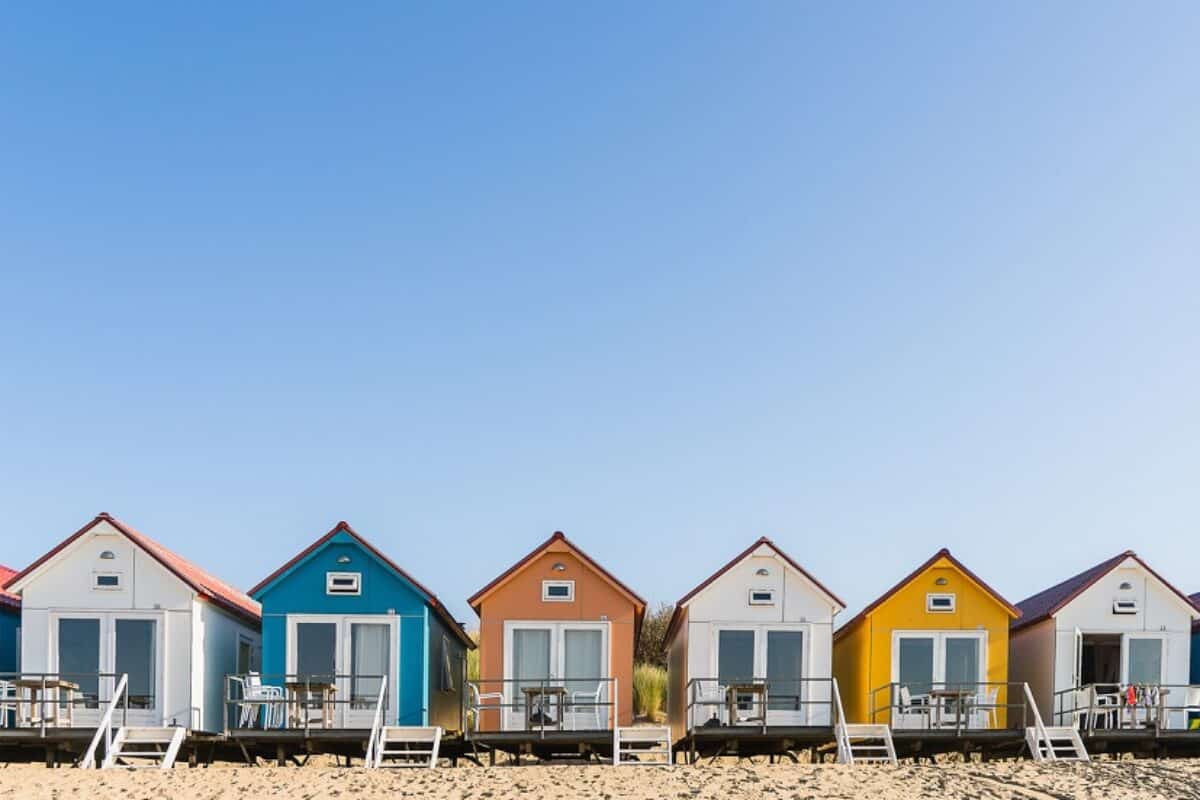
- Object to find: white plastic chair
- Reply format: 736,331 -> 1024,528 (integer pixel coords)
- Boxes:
0,680 -> 15,729
691,682 -> 727,729
971,687 -> 998,729
231,673 -> 284,729
568,684 -> 604,730
1071,687 -> 1117,730
894,686 -> 931,730
468,683 -> 504,732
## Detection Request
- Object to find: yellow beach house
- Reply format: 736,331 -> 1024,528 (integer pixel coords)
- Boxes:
832,549 -> 1021,729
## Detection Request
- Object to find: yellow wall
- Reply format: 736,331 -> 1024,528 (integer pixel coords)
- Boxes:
833,556 -> 1013,725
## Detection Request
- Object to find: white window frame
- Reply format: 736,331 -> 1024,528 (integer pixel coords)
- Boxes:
284,613 -> 400,727
710,623 -> 814,724
541,580 -> 575,602
92,571 -> 124,591
501,620 -> 610,730
325,572 -> 362,596
890,629 -> 987,687
1112,599 -> 1139,615
748,588 -> 776,606
926,593 -> 956,613
1121,633 -> 1167,685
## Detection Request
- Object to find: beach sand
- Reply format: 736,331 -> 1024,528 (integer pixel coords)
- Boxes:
2,761 -> 1200,800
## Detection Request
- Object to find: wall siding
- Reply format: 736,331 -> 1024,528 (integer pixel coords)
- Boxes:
0,608 -> 18,673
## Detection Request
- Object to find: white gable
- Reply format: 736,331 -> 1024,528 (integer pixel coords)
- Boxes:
1053,556 -> 1198,634
13,520 -> 194,611
684,543 -> 843,625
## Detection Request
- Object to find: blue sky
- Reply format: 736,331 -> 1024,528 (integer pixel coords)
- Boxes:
1,3 -> 1198,625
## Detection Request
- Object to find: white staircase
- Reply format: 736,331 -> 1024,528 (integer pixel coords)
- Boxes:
369,726 -> 443,768
1022,683 -> 1089,762
613,726 -> 672,766
833,678 -> 897,765
102,726 -> 187,769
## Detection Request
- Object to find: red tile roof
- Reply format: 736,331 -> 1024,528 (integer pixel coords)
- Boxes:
833,548 -> 1020,643
248,521 -> 474,649
3,514 -> 260,625
466,531 -> 647,640
1012,551 -> 1200,632
664,537 -> 845,647
0,565 -> 19,610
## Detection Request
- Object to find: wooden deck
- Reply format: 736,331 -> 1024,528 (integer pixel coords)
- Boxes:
0,727 -> 226,767
676,725 -> 837,762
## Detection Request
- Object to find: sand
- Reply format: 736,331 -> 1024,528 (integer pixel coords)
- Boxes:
2,761 -> 1200,800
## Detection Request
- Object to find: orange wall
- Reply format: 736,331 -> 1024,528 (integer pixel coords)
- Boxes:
477,539 -> 640,726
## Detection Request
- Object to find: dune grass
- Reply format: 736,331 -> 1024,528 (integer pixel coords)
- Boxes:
633,662 -> 667,721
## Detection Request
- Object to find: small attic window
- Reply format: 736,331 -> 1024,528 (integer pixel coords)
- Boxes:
749,589 -> 775,606
99,550 -> 115,560
542,580 -> 574,602
326,572 -> 361,596
93,572 -> 122,591
1113,599 -> 1139,615
1118,581 -> 1133,591
755,568 -> 770,577
927,593 -> 956,613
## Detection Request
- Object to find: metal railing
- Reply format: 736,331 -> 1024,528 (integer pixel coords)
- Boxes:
464,677 -> 618,738
685,677 -> 837,733
0,672 -> 133,734
868,681 -> 1028,732
223,673 -> 389,734
1053,683 -> 1200,731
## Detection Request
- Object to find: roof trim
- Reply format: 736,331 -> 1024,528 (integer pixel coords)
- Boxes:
466,531 -> 646,641
833,548 -> 1020,643
249,521 -> 474,649
1192,593 -> 1200,633
4,514 -> 260,626
1012,551 -> 1200,632
664,537 -> 845,647
0,565 -> 19,610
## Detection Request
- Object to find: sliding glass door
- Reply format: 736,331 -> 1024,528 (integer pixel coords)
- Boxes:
893,631 -> 985,700
286,615 -> 399,728
713,625 -> 810,725
53,614 -> 161,726
57,618 -> 101,708
503,623 -> 609,731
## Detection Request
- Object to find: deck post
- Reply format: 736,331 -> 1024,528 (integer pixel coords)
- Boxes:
276,744 -> 286,767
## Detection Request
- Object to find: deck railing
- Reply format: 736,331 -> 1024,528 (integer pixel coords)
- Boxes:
1052,683 -> 1200,731
463,677 -> 617,738
0,672 -> 131,734
868,681 -> 1027,731
223,673 -> 388,734
685,677 -> 837,733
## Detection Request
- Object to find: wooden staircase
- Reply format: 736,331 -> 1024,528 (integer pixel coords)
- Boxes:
613,727 -> 672,766
101,726 -> 187,769
1025,726 -> 1089,762
369,726 -> 443,768
836,723 -> 898,765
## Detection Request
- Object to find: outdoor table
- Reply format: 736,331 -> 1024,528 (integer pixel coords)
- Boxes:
15,678 -> 79,728
929,688 -> 974,728
285,681 -> 337,729
726,683 -> 767,725
522,685 -> 568,730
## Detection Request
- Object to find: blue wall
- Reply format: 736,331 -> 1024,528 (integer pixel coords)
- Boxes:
255,531 -> 432,726
0,607 -> 17,673
1191,629 -> 1199,685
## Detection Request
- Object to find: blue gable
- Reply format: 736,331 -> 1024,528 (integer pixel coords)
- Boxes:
253,528 -> 440,727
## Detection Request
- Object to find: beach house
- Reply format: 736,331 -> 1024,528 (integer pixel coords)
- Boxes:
466,531 -> 645,733
1008,552 -> 1200,730
0,567 -> 19,674
2,513 -> 261,732
248,521 -> 475,732
1192,593 -> 1200,686
832,549 -> 1020,729
664,537 -> 845,746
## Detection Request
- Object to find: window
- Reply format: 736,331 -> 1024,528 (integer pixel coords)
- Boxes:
748,589 -> 776,606
1112,599 -> 1138,615
93,572 -> 122,591
1127,638 -> 1163,684
926,593 -> 956,613
541,580 -> 574,602
326,572 -> 361,596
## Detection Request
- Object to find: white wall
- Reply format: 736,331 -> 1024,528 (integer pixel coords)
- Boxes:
681,545 -> 841,725
196,600 -> 260,733
1051,558 -> 1195,696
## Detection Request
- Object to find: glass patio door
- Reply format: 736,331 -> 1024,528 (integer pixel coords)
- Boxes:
717,629 -> 757,721
564,629 -> 604,728
345,622 -> 390,727
115,620 -> 157,710
55,615 -> 159,727
765,631 -> 804,724
57,618 -> 102,710
510,628 -> 552,729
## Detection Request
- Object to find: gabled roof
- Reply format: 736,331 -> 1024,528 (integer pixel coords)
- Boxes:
0,565 -> 19,611
3,513 -> 260,625
466,531 -> 646,636
1012,551 -> 1200,632
833,548 -> 1020,642
1192,593 -> 1200,633
664,537 -> 845,646
249,521 -> 474,649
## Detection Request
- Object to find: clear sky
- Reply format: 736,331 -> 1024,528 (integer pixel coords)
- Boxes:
2,3 -> 1198,626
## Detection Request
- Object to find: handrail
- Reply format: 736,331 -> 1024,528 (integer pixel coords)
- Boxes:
867,681 -> 1027,732
81,673 -> 128,769
464,677 -> 618,739
831,677 -> 851,764
364,675 -> 388,768
684,676 -> 836,734
1023,682 -> 1055,761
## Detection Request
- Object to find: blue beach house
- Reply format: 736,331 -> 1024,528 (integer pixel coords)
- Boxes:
0,565 -> 19,673
249,522 -> 475,731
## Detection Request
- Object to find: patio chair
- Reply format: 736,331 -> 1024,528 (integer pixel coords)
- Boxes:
969,687 -> 999,729
0,680 -> 15,729
468,683 -> 505,732
894,687 -> 930,730
567,684 -> 605,731
230,673 -> 284,729
1070,687 -> 1117,731
691,682 -> 727,729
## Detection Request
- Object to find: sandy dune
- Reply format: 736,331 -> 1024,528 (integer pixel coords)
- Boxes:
2,761 -> 1200,800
